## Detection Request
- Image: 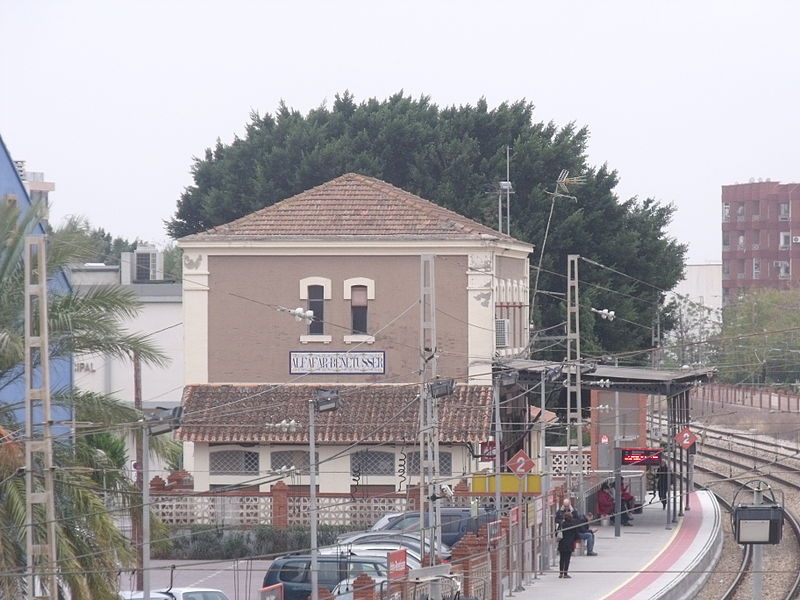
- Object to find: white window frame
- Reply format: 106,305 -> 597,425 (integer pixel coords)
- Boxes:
299,277 -> 332,343
780,232 -> 791,250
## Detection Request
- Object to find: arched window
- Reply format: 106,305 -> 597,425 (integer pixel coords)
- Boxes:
299,277 -> 332,343
209,450 -> 259,475
308,284 -> 325,335
351,285 -> 368,334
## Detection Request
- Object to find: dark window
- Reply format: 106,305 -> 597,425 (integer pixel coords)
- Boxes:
318,561 -> 342,586
442,514 -> 464,534
308,285 -> 324,335
135,253 -> 152,281
351,285 -> 368,334
279,560 -> 308,583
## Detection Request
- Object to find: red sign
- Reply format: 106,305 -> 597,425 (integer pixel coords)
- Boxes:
506,449 -> 535,479
509,506 -> 519,526
675,427 -> 697,450
480,441 -> 496,462
260,583 -> 284,600
620,447 -> 662,466
387,548 -> 407,579
600,434 -> 609,445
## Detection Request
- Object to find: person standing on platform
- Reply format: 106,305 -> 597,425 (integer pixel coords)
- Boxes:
557,512 -> 580,578
656,458 -> 670,509
555,497 -> 574,527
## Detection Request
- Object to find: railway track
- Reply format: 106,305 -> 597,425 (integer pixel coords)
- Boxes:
652,416 -> 800,599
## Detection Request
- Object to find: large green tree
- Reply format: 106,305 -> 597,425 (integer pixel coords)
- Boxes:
712,289 -> 800,385
0,201 -> 174,599
167,92 -> 686,358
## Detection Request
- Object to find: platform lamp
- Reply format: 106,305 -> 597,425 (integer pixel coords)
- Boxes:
310,389 -> 340,600
731,480 -> 785,600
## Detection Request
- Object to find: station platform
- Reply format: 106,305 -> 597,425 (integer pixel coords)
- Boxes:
514,490 -> 722,600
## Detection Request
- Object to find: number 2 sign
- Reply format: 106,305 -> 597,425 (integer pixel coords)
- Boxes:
675,427 -> 697,450
506,449 -> 535,479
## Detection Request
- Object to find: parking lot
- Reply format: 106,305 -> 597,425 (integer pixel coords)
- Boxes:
118,559 -> 273,600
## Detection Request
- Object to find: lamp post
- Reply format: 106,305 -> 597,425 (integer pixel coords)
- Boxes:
140,406 -> 182,600
310,390 -> 339,600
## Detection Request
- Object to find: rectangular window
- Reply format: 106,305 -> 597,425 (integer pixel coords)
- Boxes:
753,259 -> 760,279
780,202 -> 790,221
308,285 -> 324,335
722,231 -> 730,250
407,451 -> 453,476
351,450 -> 395,475
722,203 -> 730,221
351,285 -> 368,334
209,450 -> 259,475
135,252 -> 153,281
737,233 -> 745,250
780,232 -> 790,250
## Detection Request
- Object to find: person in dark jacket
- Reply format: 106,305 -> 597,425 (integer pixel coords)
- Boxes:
557,512 -> 580,578
656,459 -> 670,509
575,512 -> 598,555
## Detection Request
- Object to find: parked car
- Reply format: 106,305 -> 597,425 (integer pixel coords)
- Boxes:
262,554 -> 388,600
119,588 -> 229,600
335,531 -> 452,561
372,507 -> 497,546
318,544 -> 422,569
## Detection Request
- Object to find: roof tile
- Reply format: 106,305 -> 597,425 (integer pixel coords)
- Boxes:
180,173 -> 523,243
177,383 -> 493,444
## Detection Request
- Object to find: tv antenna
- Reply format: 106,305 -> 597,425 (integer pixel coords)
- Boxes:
530,170 -> 586,336
497,145 -> 514,234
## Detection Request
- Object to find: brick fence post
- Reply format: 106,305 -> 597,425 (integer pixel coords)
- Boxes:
272,481 -> 288,529
351,573 -> 377,600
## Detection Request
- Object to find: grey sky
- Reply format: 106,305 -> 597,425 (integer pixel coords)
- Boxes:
2,1 -> 797,263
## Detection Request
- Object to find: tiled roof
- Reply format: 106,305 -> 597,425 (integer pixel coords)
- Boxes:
180,173 -> 524,243
177,383 -> 493,444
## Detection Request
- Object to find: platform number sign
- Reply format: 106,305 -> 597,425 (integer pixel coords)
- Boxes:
675,427 -> 697,450
506,449 -> 535,479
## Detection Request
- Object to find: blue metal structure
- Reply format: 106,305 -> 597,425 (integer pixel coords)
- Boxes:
0,134 -> 73,433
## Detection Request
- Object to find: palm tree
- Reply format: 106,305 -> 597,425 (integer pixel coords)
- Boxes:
0,200 -> 174,599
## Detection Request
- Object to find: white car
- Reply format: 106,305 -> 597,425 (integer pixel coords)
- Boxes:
119,587 -> 229,600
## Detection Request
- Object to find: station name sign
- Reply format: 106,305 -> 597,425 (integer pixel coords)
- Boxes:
620,447 -> 662,466
289,351 -> 385,374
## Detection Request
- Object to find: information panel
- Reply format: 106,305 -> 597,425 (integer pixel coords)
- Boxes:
289,351 -> 385,374
620,447 -> 662,466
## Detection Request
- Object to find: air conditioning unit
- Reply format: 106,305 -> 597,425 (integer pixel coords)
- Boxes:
792,236 -> 800,243
495,318 -> 511,348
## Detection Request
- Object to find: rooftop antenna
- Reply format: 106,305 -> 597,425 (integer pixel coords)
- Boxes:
530,170 -> 586,338
498,145 -> 514,234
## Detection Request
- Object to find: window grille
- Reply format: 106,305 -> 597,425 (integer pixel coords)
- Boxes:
407,451 -> 453,476
209,450 -> 259,475
271,450 -> 317,472
351,450 -> 395,475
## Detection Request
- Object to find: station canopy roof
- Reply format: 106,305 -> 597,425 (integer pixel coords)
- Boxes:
501,359 -> 716,396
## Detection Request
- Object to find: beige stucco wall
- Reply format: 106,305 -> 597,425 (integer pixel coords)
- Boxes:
205,254 -> 469,384
190,443 -> 481,493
